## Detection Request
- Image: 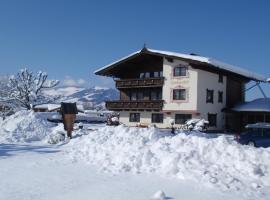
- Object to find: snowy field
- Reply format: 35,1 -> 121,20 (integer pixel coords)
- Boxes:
0,111 -> 270,200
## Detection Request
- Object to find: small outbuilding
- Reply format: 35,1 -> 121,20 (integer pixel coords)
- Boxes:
226,98 -> 270,131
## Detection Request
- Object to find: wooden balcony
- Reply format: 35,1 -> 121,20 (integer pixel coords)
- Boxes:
115,77 -> 164,88
106,100 -> 164,111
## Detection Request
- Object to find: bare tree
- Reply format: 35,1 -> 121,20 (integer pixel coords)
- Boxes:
8,68 -> 59,109
0,75 -> 10,100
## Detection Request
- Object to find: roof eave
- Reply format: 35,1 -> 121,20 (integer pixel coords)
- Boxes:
94,48 -> 267,82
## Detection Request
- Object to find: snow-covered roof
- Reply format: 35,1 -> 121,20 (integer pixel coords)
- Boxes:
231,98 -> 270,112
94,48 -> 267,82
34,104 -> 60,111
34,103 -> 85,112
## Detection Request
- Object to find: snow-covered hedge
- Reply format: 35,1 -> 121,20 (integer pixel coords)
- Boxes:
66,125 -> 270,194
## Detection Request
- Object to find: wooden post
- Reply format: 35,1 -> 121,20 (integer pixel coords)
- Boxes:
63,114 -> 76,138
61,102 -> 78,139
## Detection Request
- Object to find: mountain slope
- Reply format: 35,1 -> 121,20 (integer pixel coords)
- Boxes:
44,86 -> 118,108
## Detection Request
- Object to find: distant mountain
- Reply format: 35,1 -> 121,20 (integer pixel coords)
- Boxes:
43,86 -> 118,109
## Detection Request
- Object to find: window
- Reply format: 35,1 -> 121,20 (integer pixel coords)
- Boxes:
139,71 -> 163,78
175,114 -> 192,124
166,57 -> 174,63
152,113 -> 164,123
248,115 -> 255,124
206,89 -> 214,103
218,91 -> 223,103
130,91 -> 137,100
129,113 -> 140,122
145,72 -> 150,78
137,91 -> 144,100
173,89 -> 186,100
151,90 -> 162,100
265,115 -> 270,123
219,74 -> 223,83
208,113 -> 217,127
174,66 -> 187,76
154,71 -> 160,77
256,114 -> 264,123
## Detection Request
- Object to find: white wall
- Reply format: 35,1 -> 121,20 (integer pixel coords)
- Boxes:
196,69 -> 227,130
162,58 -> 198,112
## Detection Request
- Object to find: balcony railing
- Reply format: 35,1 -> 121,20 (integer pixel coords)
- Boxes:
106,100 -> 164,110
115,77 -> 164,88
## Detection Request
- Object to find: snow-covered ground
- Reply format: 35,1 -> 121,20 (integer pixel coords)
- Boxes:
0,111 -> 270,200
0,142 -> 247,200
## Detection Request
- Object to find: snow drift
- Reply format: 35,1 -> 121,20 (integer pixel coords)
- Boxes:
0,110 -> 55,143
66,125 -> 270,195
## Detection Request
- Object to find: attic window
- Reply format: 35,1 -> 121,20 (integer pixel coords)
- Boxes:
166,57 -> 174,63
174,66 -> 187,76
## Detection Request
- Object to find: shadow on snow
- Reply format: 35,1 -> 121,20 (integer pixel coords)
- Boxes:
0,143 -> 60,158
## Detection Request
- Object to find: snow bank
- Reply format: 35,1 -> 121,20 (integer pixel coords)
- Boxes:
0,110 -> 55,143
151,190 -> 167,200
66,125 -> 270,195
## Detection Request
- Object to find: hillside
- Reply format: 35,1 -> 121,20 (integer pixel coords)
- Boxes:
43,86 -> 118,108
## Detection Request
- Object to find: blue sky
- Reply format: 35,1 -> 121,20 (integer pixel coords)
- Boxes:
0,0 -> 269,99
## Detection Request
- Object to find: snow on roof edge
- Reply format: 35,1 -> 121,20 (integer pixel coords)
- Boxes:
209,58 -> 266,82
94,50 -> 141,74
94,48 -> 267,82
231,98 -> 270,112
147,48 -> 266,82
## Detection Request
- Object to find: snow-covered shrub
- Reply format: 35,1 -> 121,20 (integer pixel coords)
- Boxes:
185,118 -> 209,131
47,131 -> 65,144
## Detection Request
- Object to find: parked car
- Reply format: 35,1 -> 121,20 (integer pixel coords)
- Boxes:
235,123 -> 270,147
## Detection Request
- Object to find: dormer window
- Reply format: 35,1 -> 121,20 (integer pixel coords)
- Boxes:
174,66 -> 187,76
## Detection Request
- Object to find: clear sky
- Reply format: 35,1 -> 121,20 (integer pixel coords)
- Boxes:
0,0 -> 269,99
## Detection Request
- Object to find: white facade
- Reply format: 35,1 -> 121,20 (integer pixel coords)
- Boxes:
119,57 -> 227,130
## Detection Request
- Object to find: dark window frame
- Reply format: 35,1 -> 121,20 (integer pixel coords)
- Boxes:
137,91 -> 144,100
151,113 -> 164,123
218,91 -> 223,103
150,90 -> 162,100
130,90 -> 137,101
175,114 -> 192,124
218,74 -> 223,83
265,115 -> 270,123
173,66 -> 187,77
139,71 -> 163,79
206,89 -> 214,103
208,113 -> 217,127
173,89 -> 186,101
129,113 -> 140,122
